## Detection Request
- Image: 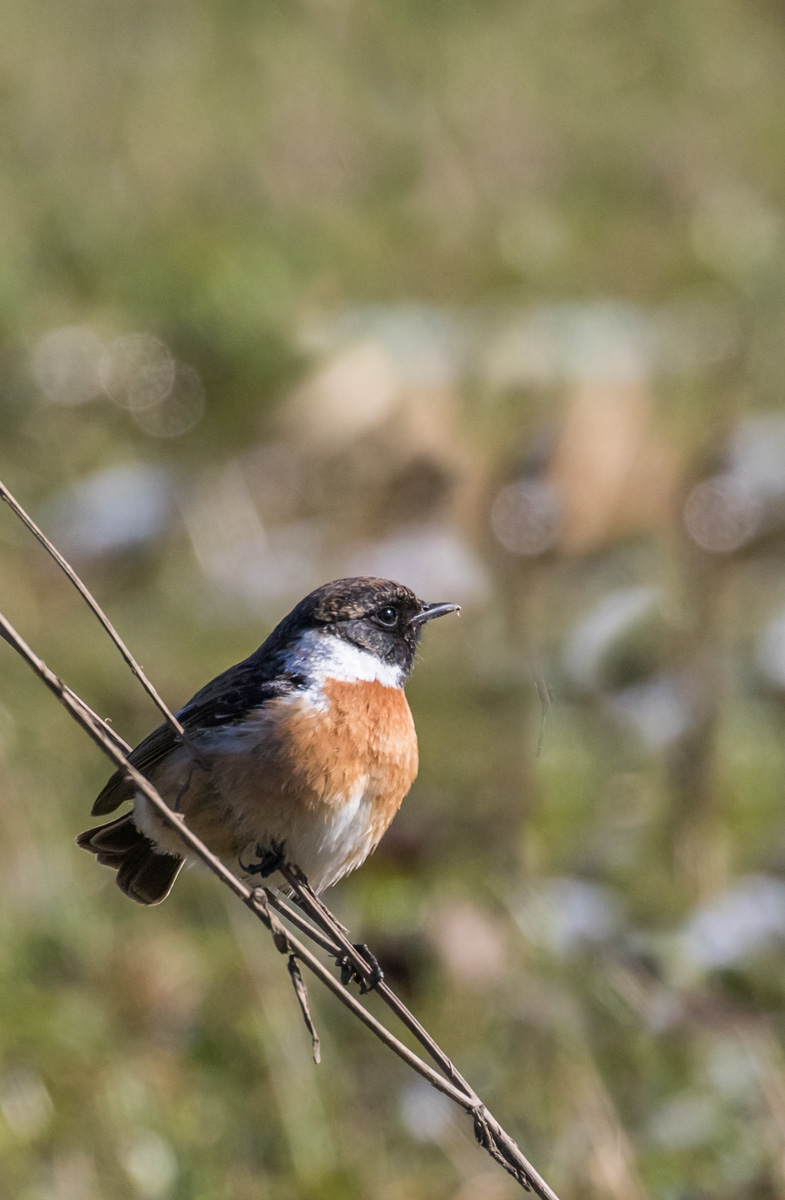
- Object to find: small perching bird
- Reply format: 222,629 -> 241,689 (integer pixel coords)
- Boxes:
78,577 -> 459,904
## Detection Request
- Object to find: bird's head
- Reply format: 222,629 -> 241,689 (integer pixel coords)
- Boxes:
275,577 -> 460,684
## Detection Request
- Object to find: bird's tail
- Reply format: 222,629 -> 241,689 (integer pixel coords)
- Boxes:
77,813 -> 183,905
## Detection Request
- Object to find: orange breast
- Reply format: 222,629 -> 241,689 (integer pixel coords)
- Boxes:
241,679 -> 419,841
184,679 -> 420,874
322,678 -> 419,831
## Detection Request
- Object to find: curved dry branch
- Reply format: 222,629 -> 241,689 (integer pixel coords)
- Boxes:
0,480 -> 203,767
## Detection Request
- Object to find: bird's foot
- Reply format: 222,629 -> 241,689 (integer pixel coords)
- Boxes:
240,839 -> 286,879
336,943 -> 384,994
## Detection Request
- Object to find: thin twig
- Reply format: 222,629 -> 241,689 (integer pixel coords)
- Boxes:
63,684 -> 134,755
0,479 -> 204,767
266,893 -> 343,958
280,865 -> 475,1094
287,954 -> 321,1064
0,615 -> 131,754
277,865 -> 538,1184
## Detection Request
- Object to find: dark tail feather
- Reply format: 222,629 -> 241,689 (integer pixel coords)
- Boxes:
77,813 -> 183,905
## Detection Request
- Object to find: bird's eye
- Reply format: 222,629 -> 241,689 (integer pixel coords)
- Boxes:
375,605 -> 399,628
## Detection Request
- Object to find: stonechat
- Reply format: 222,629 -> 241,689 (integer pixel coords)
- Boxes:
78,577 -> 459,904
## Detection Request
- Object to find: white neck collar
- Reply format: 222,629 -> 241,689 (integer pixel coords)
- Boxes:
290,629 -> 404,689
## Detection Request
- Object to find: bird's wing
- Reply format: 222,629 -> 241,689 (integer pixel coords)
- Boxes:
91,721 -> 180,815
91,655 -> 304,815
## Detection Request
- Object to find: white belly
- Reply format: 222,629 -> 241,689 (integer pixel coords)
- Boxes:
237,777 -> 380,893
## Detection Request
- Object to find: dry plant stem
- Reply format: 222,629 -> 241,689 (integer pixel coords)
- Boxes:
63,686 -> 134,755
273,875 -> 542,1193
265,893 -> 343,958
276,871 -> 546,1188
0,611 -> 562,1199
287,954 -> 321,1064
280,865 -> 475,1094
0,479 -> 204,765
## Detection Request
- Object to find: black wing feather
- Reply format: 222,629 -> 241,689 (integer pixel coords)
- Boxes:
91,651 -> 304,816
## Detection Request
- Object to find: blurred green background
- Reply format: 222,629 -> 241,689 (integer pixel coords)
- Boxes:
4,1 -> 785,1197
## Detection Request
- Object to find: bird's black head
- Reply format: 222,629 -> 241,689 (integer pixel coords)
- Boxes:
275,577 -> 459,681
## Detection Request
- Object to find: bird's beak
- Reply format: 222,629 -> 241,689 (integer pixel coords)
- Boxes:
410,602 -> 461,625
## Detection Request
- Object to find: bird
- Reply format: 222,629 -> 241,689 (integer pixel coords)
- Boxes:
77,577 -> 459,906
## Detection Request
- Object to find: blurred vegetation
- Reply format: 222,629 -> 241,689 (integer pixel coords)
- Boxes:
4,1 -> 785,1197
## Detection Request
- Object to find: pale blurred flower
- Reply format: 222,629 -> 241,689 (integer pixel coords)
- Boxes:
122,1130 -> 178,1198
399,1081 -> 454,1143
684,414 -> 785,554
47,464 -> 172,557
648,1092 -> 719,1150
286,340 -> 399,449
514,878 -> 624,957
729,414 -> 785,497
705,1037 -> 761,1102
345,520 -> 488,604
298,303 -> 467,386
681,875 -> 785,969
0,1068 -> 54,1141
563,587 -> 659,692
609,675 -> 697,750
482,302 -> 651,391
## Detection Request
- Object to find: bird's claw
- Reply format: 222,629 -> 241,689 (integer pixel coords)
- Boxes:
336,943 -> 384,993
240,839 -> 286,879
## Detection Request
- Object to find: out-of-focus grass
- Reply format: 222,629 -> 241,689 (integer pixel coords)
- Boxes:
5,2 -> 785,1198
